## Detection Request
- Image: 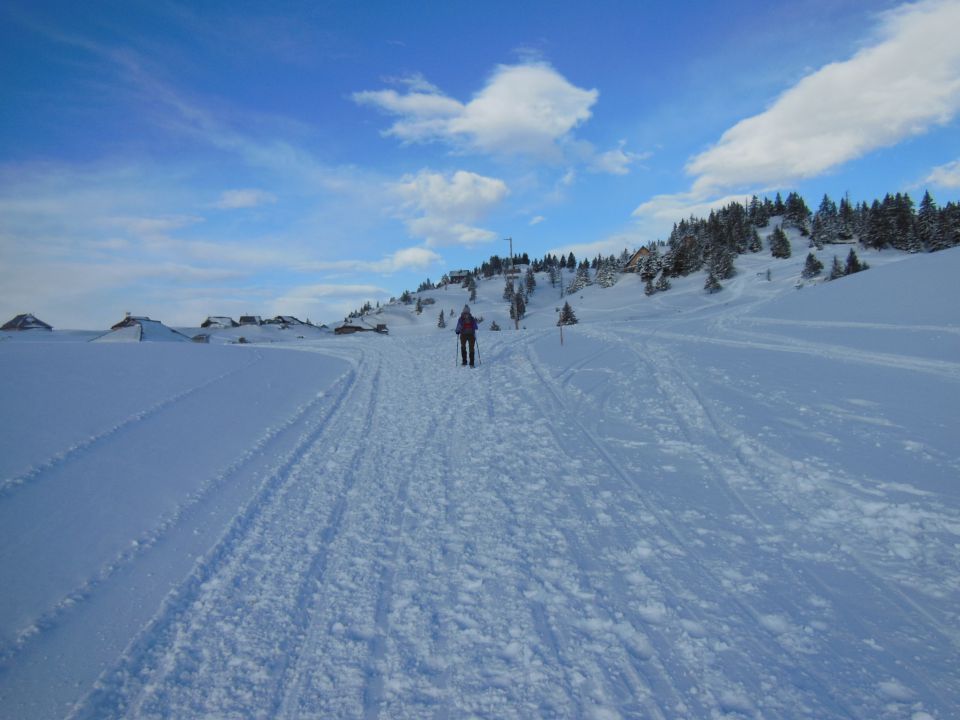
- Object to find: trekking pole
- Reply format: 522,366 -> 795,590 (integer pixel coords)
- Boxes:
475,336 -> 481,366
455,334 -> 459,367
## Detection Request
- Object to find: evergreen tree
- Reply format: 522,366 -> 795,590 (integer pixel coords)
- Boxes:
748,195 -> 770,227
917,190 -> 941,251
644,277 -> 656,296
510,289 -> 526,321
838,195 -> 856,241
567,263 -> 592,293
557,301 -> 578,326
810,193 -> 839,248
828,255 -> 845,281
801,252 -> 824,279
896,193 -> 920,252
783,192 -> 811,235
567,251 -> 576,269
704,271 -> 722,294
878,192 -> 919,251
708,243 -> 736,280
773,192 -> 786,216
400,290 -> 413,305
415,297 -> 423,314
940,202 -> 960,250
665,222 -> 704,276
862,199 -> 889,249
503,276 -> 515,301
655,270 -> 672,292
595,258 -> 619,288
845,248 -> 866,275
770,225 -> 792,258
525,267 -> 537,295
748,226 -> 763,253
639,250 -> 660,281
437,310 -> 446,328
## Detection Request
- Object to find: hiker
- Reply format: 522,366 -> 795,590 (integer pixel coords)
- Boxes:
455,304 -> 478,367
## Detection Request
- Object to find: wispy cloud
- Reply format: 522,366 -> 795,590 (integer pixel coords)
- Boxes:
549,232 -> 638,260
633,192 -> 759,226
635,0 -> 960,222
587,141 -> 650,176
269,283 -> 393,323
392,170 -> 509,247
354,63 -> 598,160
924,158 -> 960,188
214,189 -> 277,209
297,246 -> 442,274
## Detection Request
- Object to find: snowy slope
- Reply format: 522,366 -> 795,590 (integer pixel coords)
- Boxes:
1,245 -> 958,719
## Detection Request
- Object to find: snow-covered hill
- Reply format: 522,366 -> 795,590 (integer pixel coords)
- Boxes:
1,244 -> 958,719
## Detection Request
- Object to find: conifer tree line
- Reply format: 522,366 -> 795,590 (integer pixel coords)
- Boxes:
656,189 -> 958,282
379,188 -> 957,314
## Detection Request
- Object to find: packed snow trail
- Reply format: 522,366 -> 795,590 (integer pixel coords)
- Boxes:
48,323 -> 959,720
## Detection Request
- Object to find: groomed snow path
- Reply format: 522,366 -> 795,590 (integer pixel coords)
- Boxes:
46,319 -> 957,720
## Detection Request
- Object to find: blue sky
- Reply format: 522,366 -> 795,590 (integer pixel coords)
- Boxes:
2,0 -> 959,328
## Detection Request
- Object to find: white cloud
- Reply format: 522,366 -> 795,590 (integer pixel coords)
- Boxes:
529,215 -> 545,226
276,283 -> 389,300
354,63 -> 598,159
214,188 -> 277,209
368,246 -> 442,272
588,141 -> 650,175
269,283 -> 392,324
108,215 -> 204,237
924,158 -> 960,188
684,0 -> 960,197
633,191 -> 758,226
297,246 -> 442,274
550,232 -> 642,260
392,169 -> 509,247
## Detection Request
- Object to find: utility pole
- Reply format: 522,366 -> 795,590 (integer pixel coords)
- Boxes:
507,237 -> 519,330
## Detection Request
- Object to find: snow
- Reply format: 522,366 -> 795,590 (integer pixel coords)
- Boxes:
90,318 -> 192,344
1,244 -> 959,719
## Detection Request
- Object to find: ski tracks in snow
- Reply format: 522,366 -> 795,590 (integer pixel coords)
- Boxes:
559,323 -> 960,717
64,327 -> 959,719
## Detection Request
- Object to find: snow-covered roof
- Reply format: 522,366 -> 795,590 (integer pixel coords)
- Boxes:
201,316 -> 238,328
110,315 -> 151,331
267,315 -> 305,325
92,317 -> 191,343
2,313 -> 53,331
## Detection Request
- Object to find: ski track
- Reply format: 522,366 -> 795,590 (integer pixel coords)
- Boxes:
0,355 -> 354,668
0,351 -> 264,497
558,322 -> 958,717
56,320 -> 960,719
624,326 -> 960,381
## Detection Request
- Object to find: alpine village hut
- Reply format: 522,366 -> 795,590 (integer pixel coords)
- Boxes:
91,315 -> 191,343
201,316 -> 239,328
623,247 -> 652,273
1,313 -> 53,331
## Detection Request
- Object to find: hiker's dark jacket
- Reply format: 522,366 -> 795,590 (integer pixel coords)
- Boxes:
455,315 -> 478,335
